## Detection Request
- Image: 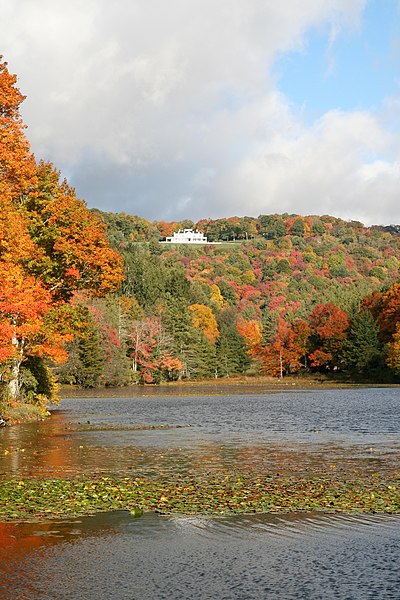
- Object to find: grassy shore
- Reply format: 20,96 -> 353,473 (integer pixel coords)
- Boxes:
0,403 -> 50,427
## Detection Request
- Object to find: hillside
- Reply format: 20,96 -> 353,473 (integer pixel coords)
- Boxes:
54,210 -> 400,386
94,210 -> 400,311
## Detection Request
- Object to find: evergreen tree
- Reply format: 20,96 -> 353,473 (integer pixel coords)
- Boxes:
261,310 -> 279,346
216,308 -> 250,376
217,324 -> 250,376
58,314 -> 104,388
184,329 -> 216,379
343,309 -> 384,375
122,245 -> 166,307
76,320 -> 105,388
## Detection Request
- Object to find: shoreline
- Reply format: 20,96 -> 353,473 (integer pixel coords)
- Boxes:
59,375 -> 400,398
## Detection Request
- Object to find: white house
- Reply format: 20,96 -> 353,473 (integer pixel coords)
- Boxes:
161,229 -> 220,244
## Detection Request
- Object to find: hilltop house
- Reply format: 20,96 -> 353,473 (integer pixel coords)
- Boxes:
161,229 -> 220,244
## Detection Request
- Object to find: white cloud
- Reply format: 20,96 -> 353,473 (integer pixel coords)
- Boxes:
218,109 -> 400,224
1,0 -> 399,225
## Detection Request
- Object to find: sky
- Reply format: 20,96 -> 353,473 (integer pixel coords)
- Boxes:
1,0 -> 400,225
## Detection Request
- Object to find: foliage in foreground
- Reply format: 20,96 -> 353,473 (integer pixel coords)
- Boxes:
0,56 -> 123,406
0,474 -> 399,521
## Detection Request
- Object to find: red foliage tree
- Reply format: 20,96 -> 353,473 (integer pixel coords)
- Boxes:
308,304 -> 349,370
127,317 -> 182,383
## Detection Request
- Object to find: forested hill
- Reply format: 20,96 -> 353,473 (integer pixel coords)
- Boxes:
93,210 -> 400,313
54,209 -> 399,386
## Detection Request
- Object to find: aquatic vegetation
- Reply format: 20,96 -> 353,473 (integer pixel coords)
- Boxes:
0,473 -> 399,521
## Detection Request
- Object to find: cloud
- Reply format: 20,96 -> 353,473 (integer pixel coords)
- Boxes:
218,109 -> 400,225
1,0 -> 399,225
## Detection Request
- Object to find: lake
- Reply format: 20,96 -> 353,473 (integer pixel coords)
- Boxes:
1,386 -> 400,599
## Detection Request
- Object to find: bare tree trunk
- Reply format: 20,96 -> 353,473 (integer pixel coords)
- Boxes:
7,359 -> 21,399
8,323 -> 23,400
132,330 -> 139,373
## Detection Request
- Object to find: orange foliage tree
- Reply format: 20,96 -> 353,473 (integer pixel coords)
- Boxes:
0,57 -> 37,200
0,263 -> 74,398
24,161 -> 124,300
376,283 -> 400,341
236,318 -> 262,351
0,56 -> 124,401
257,318 -> 310,378
365,282 -> 400,374
387,323 -> 400,375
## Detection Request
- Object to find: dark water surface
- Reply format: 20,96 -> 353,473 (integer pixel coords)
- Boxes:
1,386 -> 400,599
1,511 -> 400,599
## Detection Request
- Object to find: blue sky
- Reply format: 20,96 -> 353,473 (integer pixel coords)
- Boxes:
276,0 -> 400,117
0,0 -> 399,225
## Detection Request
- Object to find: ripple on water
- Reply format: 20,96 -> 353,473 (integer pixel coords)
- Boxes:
2,511 -> 400,599
167,510 -> 400,540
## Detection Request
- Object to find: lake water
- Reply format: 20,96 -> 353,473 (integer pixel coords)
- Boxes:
1,386 -> 400,599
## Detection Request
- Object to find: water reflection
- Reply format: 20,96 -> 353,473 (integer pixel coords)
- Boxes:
1,388 -> 400,480
1,420 -> 399,481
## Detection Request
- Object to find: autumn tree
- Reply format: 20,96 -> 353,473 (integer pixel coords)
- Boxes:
0,57 -> 124,402
387,324 -> 400,376
308,304 -> 349,371
89,295 -> 132,386
236,318 -> 262,351
0,263 -> 73,398
257,317 -> 310,378
127,317 -> 182,383
23,161 -> 124,300
375,283 -> 400,341
0,56 -> 37,200
188,304 -> 219,344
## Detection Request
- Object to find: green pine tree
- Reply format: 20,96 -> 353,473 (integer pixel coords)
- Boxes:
184,329 -> 217,379
76,320 -> 105,388
343,309 -> 384,375
217,324 -> 250,376
216,308 -> 250,377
